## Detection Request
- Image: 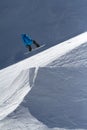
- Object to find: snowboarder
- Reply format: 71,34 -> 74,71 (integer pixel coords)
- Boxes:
21,34 -> 40,51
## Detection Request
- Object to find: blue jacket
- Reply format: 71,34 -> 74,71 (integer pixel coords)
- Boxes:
21,34 -> 33,46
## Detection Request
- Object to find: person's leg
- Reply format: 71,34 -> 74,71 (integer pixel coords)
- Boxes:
26,45 -> 32,51
33,40 -> 40,47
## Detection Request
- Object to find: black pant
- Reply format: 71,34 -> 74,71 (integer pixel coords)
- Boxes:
33,40 -> 40,47
26,40 -> 40,51
26,45 -> 32,51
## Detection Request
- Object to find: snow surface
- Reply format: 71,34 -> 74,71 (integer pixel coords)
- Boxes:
0,32 -> 87,129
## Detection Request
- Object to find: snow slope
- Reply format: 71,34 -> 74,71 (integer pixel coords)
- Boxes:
0,32 -> 87,130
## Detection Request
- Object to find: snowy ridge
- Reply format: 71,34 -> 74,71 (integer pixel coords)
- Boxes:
0,32 -> 87,129
0,32 -> 87,120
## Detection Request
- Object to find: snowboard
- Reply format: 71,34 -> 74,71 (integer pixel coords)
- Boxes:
24,44 -> 45,55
